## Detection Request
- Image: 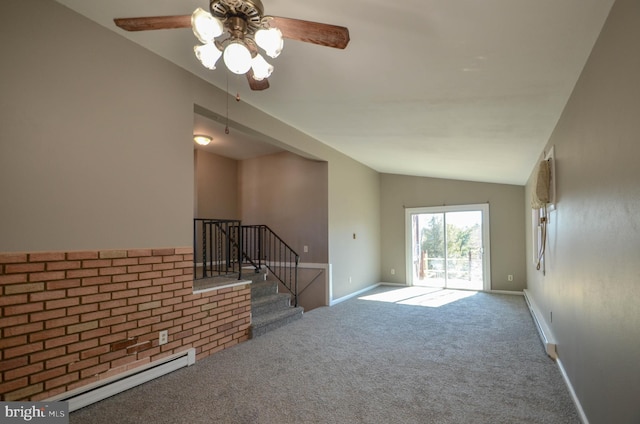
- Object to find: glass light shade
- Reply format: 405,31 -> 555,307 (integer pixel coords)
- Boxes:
194,43 -> 222,70
223,42 -> 252,74
255,27 -> 284,58
251,54 -> 273,81
194,135 -> 212,146
191,7 -> 223,44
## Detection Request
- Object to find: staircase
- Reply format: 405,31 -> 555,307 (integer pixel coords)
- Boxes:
193,219 -> 303,337
249,270 -> 304,339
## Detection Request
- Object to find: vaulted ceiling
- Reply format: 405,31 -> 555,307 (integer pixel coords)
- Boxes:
55,0 -> 614,185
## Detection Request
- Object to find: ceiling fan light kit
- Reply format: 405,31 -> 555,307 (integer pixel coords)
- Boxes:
114,0 -> 350,90
192,5 -> 280,77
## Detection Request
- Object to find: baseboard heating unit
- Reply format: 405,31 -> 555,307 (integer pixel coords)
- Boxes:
523,290 -> 557,359
49,348 -> 196,412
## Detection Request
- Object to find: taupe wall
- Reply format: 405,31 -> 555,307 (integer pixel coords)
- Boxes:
0,0 -> 194,251
194,150 -> 239,220
380,174 -> 525,291
239,152 -> 328,263
328,155 -> 381,300
0,0 -> 381,303
525,0 -> 640,422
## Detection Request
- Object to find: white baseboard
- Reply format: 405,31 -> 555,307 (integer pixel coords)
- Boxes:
489,289 -> 524,296
556,357 -> 589,424
49,348 -> 195,412
330,283 -> 381,306
512,290 -> 589,422
523,289 -> 557,359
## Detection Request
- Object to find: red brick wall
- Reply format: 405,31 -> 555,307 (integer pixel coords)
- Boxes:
0,248 -> 251,401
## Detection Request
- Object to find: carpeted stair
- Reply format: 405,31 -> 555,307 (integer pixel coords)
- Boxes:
249,274 -> 303,339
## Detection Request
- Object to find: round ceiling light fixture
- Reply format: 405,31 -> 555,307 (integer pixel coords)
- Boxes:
193,134 -> 212,146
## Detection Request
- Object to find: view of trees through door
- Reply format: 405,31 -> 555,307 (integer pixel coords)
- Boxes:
406,204 -> 490,291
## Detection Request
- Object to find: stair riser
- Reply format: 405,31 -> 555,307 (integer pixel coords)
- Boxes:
251,281 -> 278,298
249,309 -> 303,339
243,274 -> 266,284
252,297 -> 291,316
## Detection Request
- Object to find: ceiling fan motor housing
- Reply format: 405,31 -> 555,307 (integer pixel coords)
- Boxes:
210,0 -> 265,35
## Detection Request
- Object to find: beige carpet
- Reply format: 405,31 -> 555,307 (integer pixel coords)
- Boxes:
70,285 -> 579,423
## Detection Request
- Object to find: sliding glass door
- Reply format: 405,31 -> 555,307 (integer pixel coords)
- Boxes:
406,204 -> 490,291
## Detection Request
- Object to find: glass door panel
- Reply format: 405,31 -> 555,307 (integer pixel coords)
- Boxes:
411,213 -> 445,288
444,211 -> 483,290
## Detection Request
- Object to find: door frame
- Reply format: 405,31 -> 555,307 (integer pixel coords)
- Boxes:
404,203 -> 491,291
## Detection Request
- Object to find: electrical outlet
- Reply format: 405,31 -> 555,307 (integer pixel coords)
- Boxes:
348,276 -> 352,284
303,245 -> 308,253
391,268 -> 395,275
508,274 -> 513,281
159,330 -> 168,345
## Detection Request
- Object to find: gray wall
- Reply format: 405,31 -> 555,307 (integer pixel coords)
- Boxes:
381,174 -> 526,291
524,0 -> 640,422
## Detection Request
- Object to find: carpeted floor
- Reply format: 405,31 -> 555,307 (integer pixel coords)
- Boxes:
70,285 -> 579,424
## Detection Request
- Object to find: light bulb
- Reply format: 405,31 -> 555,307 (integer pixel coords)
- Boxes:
223,42 -> 252,75
255,27 -> 284,58
251,54 -> 273,81
191,8 -> 223,44
194,43 -> 222,70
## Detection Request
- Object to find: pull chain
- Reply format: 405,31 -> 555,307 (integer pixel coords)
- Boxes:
236,73 -> 241,102
225,71 -> 230,134
225,73 -> 243,134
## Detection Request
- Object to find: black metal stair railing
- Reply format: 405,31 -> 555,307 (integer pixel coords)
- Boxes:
241,225 -> 300,307
193,219 -> 299,306
193,219 -> 244,280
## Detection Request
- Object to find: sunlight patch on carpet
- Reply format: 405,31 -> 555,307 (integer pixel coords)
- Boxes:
359,287 -> 477,308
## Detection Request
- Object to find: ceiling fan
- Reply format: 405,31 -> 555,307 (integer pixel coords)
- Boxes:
114,0 -> 350,91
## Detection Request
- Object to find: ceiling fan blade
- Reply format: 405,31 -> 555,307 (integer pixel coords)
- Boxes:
114,15 -> 191,31
269,16 -> 350,49
246,71 -> 270,91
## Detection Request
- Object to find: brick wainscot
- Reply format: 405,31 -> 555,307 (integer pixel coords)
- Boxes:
0,248 -> 251,401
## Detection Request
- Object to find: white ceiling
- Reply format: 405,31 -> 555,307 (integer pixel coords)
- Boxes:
55,0 -> 614,185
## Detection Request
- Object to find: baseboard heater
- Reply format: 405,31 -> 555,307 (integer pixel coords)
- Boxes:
49,348 -> 196,412
523,290 -> 557,359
